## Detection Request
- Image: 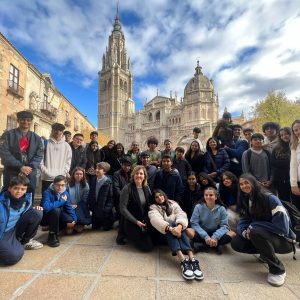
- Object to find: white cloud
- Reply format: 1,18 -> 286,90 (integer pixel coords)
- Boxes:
1,0 -> 300,120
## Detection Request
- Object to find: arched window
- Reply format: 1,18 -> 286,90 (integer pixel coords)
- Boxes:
124,81 -> 127,92
155,111 -> 160,121
120,79 -> 123,89
108,79 -> 111,88
148,112 -> 153,122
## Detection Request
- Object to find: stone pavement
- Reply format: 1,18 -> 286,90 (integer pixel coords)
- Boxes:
0,228 -> 300,300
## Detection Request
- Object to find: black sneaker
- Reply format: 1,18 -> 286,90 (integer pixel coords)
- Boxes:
190,258 -> 204,280
193,242 -> 209,253
180,258 -> 195,280
47,233 -> 60,247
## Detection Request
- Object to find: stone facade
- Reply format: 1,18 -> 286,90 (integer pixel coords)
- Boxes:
0,33 -> 95,142
98,16 -> 219,149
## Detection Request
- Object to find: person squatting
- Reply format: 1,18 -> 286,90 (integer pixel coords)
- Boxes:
0,110 -> 299,287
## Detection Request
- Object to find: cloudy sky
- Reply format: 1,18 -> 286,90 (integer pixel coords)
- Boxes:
1,0 -> 300,126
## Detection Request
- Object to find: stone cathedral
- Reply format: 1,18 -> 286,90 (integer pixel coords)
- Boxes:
98,15 -> 219,149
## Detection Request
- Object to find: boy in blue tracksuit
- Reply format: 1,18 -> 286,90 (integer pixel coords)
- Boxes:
0,176 -> 43,265
41,175 -> 77,247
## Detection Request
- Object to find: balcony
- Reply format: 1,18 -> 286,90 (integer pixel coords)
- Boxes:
65,120 -> 71,127
7,80 -> 24,99
40,102 -> 58,118
74,125 -> 79,132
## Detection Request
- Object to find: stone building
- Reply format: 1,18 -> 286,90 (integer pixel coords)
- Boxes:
0,33 -> 95,141
98,15 -> 219,149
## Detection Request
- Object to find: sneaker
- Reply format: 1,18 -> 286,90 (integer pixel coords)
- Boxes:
267,272 -> 286,287
47,233 -> 60,247
180,258 -> 195,280
190,258 -> 204,280
24,239 -> 43,250
193,242 -> 209,253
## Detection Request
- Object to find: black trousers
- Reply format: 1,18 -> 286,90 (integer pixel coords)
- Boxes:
231,227 -> 292,275
41,207 -> 74,233
41,180 -> 52,194
0,209 -> 43,265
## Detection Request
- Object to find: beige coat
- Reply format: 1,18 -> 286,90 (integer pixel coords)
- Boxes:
148,200 -> 188,234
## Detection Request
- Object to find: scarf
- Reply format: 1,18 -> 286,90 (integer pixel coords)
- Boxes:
6,192 -> 27,210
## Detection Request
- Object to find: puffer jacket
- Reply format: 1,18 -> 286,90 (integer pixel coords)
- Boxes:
148,200 -> 188,234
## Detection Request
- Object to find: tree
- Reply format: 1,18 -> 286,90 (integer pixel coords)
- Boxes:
252,91 -> 300,131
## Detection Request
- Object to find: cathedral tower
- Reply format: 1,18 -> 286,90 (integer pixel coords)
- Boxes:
98,13 -> 134,143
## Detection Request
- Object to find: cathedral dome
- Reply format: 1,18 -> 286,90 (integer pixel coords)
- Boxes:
184,62 -> 213,97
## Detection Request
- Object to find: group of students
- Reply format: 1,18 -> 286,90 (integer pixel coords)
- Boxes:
0,110 -> 300,288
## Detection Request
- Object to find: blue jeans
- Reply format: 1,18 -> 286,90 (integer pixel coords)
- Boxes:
166,230 -> 192,256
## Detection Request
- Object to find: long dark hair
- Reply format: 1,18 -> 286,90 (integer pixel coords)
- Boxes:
238,173 -> 270,219
219,171 -> 239,201
69,167 -> 87,188
198,172 -> 217,189
273,127 -> 291,159
152,189 -> 172,216
185,140 -> 202,159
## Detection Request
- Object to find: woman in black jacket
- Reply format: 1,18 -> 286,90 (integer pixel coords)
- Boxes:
185,141 -> 204,176
119,165 -> 153,252
270,127 -> 291,201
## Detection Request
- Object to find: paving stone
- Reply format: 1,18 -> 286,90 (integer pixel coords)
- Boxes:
288,284 -> 300,298
159,281 -> 225,300
76,228 -> 116,247
205,247 -> 267,283
224,282 -> 299,300
102,246 -> 156,277
0,272 -> 33,300
50,244 -> 108,273
18,274 -> 93,300
277,253 -> 300,285
88,277 -> 156,300
3,244 -> 67,271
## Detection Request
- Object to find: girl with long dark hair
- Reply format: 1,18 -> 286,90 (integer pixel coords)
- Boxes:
231,173 -> 296,287
185,141 -> 204,175
67,167 -> 91,232
271,127 -> 291,201
149,189 -> 204,281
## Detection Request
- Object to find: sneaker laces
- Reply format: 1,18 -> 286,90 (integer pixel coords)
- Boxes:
190,259 -> 200,271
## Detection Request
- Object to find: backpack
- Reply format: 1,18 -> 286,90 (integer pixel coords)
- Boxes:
281,200 -> 300,242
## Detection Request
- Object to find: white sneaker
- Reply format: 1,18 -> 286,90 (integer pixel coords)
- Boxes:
267,272 -> 286,287
24,239 -> 43,250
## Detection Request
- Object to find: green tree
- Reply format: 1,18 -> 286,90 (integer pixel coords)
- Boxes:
252,91 -> 300,131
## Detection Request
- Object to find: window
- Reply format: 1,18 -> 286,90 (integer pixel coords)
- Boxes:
155,111 -> 160,121
6,114 -> 17,130
148,112 -> 153,122
65,111 -> 69,121
9,64 -> 19,91
74,117 -> 77,130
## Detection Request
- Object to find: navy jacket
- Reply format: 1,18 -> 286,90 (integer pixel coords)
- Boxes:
88,176 -> 114,218
0,192 -> 32,240
70,144 -> 87,173
154,169 -> 184,202
41,185 -> 77,222
203,148 -> 230,176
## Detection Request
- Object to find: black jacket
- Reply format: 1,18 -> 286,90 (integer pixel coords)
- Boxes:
88,176 -> 114,218
70,144 -> 87,172
0,129 -> 43,190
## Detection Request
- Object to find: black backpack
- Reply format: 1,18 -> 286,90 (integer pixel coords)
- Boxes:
281,200 -> 300,242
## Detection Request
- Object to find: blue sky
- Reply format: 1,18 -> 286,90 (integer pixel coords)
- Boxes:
1,0 -> 300,127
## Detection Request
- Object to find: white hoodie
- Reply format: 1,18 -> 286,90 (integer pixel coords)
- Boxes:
40,136 -> 72,181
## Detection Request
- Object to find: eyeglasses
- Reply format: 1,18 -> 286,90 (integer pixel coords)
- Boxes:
54,183 -> 66,187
